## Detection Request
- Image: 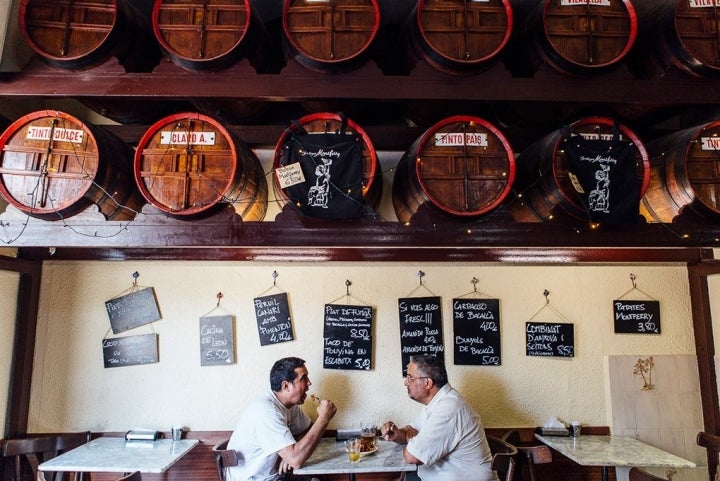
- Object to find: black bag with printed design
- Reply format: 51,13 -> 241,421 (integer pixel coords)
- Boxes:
277,116 -> 365,219
561,125 -> 640,225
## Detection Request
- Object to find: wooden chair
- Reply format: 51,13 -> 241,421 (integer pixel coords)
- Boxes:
116,472 -> 142,481
2,432 -> 91,481
628,467 -> 669,481
212,439 -> 241,481
697,432 -> 720,480
488,435 -> 519,481
501,430 -> 552,481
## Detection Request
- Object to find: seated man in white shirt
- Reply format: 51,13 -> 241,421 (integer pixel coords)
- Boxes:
227,357 -> 337,481
380,354 -> 495,481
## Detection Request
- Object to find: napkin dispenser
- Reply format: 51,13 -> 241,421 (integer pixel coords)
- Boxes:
125,429 -> 160,441
536,426 -> 570,436
536,416 -> 570,436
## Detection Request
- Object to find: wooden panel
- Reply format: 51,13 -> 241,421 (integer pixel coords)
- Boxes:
283,0 -> 380,71
675,1 -> 720,72
134,113 -> 267,220
541,0 -> 636,72
153,0 -> 254,70
19,0 -> 117,66
416,0 -> 512,70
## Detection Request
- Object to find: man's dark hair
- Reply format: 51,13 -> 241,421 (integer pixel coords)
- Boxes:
270,357 -> 306,391
410,354 -> 448,388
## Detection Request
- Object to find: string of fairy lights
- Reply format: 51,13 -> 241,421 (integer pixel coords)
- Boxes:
0,115 -> 709,246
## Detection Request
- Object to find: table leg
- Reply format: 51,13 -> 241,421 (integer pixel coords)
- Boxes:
601,466 -> 609,481
349,474 -> 355,481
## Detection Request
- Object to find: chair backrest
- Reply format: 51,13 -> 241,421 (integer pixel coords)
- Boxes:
697,431 -> 720,452
487,435 -> 519,481
211,440 -> 241,481
500,429 -> 552,481
628,467 -> 668,481
116,471 -> 141,481
2,432 -> 91,481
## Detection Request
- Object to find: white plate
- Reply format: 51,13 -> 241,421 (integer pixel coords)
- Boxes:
359,447 -> 377,457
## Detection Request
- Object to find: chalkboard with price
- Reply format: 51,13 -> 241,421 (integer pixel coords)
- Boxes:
200,315 -> 235,366
398,296 -> 444,373
453,298 -> 501,365
323,304 -> 373,370
613,300 -> 661,334
254,293 -> 294,346
526,322 -> 574,357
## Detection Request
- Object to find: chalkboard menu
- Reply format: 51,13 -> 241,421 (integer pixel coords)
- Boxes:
613,300 -> 661,334
398,296 -> 444,372
526,322 -> 574,357
102,333 -> 159,368
200,315 -> 235,366
323,304 -> 373,370
453,298 -> 501,366
254,293 -> 294,345
105,287 -> 161,334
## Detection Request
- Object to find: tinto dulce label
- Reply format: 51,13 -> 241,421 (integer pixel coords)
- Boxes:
434,132 -> 488,147
690,0 -> 720,7
160,131 -> 216,145
26,126 -> 84,143
561,0 -> 610,5
701,137 -> 720,150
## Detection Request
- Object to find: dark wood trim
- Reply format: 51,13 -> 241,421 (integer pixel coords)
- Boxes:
5,259 -> 41,437
689,263 -> 720,481
14,246 -> 711,264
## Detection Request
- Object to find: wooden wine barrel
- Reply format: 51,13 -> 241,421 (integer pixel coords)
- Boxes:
18,0 -> 161,71
272,112 -> 382,213
640,120 -> 720,223
407,0 -> 513,75
510,116 -> 649,222
282,0 -> 381,73
152,0 -> 272,72
392,115 -> 515,223
524,0 -> 638,75
134,112 -> 268,220
634,0 -> 720,78
0,110 -> 144,220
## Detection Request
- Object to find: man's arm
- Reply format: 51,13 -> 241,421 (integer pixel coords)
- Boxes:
277,399 -> 336,469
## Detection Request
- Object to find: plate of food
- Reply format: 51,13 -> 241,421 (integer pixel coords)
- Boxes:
360,446 -> 377,457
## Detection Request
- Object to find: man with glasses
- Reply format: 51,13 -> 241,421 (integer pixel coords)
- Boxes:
380,354 -> 495,481
227,357 -> 337,481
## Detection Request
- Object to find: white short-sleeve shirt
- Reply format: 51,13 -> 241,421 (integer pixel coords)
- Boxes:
406,384 -> 495,481
226,388 -> 312,481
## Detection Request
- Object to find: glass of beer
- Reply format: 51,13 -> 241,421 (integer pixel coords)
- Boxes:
360,422 -> 377,452
345,438 -> 361,462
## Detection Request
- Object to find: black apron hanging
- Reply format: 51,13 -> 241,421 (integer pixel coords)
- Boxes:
277,115 -> 365,219
561,124 -> 640,225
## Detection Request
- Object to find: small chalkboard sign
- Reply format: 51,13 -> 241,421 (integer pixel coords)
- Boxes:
102,333 -> 159,368
200,315 -> 235,366
526,322 -> 574,357
323,304 -> 373,370
613,300 -> 661,334
398,296 -> 444,372
453,298 -> 501,366
254,293 -> 294,345
105,287 -> 161,334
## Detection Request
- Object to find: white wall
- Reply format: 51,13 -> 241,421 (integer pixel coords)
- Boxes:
28,262 -> 696,435
0,269 -> 19,434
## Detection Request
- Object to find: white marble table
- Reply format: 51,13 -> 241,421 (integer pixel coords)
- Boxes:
535,434 -> 696,481
294,437 -> 417,481
38,437 -> 199,474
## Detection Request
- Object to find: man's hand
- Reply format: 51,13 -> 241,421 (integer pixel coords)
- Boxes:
317,399 -> 337,422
